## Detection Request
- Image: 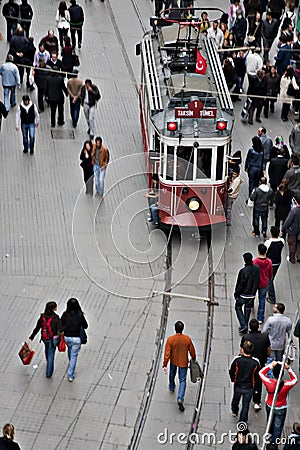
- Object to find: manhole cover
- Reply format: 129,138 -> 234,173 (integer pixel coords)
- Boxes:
51,129 -> 75,140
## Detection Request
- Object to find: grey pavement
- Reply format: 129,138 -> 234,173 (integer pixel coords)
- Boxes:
0,0 -> 300,450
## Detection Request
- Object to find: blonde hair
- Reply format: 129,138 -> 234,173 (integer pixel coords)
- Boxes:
2,423 -> 15,440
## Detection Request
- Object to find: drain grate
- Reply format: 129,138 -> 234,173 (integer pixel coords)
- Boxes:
51,129 -> 75,140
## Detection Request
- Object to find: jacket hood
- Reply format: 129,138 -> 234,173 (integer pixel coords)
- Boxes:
254,257 -> 270,268
259,184 -> 270,192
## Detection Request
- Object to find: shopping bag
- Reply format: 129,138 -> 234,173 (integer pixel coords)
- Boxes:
18,342 -> 35,365
189,359 -> 204,383
58,336 -> 66,352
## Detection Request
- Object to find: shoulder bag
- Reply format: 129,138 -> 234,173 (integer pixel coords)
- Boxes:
189,359 -> 204,383
287,82 -> 297,97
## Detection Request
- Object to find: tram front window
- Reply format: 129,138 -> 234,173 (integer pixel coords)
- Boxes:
196,148 -> 212,179
176,146 -> 193,181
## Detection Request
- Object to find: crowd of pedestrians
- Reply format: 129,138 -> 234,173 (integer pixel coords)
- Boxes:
0,0 -> 111,197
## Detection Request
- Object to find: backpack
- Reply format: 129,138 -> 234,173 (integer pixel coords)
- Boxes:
41,315 -> 54,341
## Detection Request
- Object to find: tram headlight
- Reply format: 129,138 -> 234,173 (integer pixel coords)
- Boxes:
186,197 -> 201,212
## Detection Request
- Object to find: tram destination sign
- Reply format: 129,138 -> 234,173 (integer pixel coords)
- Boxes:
175,107 -> 217,119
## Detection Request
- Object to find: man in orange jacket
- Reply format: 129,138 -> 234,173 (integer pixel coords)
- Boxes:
163,321 -> 196,412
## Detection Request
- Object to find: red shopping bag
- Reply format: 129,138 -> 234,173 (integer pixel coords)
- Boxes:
18,342 -> 35,365
58,336 -> 66,352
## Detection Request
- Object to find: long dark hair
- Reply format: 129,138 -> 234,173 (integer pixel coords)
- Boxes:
44,301 -> 57,316
252,136 -> 263,153
58,1 -> 67,17
65,298 -> 82,315
82,140 -> 92,152
285,65 -> 294,79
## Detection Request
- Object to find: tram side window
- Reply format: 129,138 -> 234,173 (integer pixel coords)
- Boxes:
166,146 -> 175,180
196,148 -> 212,179
216,146 -> 224,181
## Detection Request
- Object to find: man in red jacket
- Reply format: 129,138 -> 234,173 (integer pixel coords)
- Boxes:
253,244 -> 273,324
259,361 -> 298,445
163,321 -> 196,412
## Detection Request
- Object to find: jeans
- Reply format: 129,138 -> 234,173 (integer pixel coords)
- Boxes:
70,98 -> 81,127
21,123 -> 35,152
169,363 -> 188,402
253,207 -> 268,236
248,168 -> 261,197
267,265 -> 279,303
150,203 -> 159,223
266,404 -> 287,443
270,349 -> 284,362
83,104 -> 95,136
257,287 -> 268,322
231,385 -> 253,423
226,197 -> 235,224
3,86 -> 16,111
93,164 -> 106,196
43,337 -> 59,378
235,297 -> 254,330
65,336 -> 81,378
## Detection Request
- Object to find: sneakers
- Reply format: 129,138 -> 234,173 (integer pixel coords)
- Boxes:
254,403 -> 262,411
178,401 -> 185,412
262,232 -> 267,239
232,412 -> 238,417
258,320 -> 263,325
68,377 -> 73,382
239,328 -> 248,335
251,231 -> 259,237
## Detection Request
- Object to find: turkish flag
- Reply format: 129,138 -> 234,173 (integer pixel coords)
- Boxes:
195,49 -> 207,75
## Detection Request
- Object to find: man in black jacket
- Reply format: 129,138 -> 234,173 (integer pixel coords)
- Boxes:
265,226 -> 285,304
69,0 -> 84,49
268,149 -> 288,194
44,67 -> 68,127
2,0 -> 19,42
80,79 -> 101,140
282,195 -> 300,264
250,176 -> 273,238
19,0 -> 33,37
261,11 -> 278,61
229,340 -> 260,423
234,252 -> 260,334
241,319 -> 270,411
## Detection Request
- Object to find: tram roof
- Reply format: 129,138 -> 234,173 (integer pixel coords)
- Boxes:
140,19 -> 234,139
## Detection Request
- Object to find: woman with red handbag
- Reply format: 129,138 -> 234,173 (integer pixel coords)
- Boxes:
29,301 -> 63,378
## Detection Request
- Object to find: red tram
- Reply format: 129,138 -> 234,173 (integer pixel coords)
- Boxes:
137,8 -> 235,228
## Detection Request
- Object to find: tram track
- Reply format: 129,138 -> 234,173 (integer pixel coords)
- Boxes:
128,231 -> 217,450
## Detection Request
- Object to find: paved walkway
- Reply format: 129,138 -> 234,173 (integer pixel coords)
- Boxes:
0,0 -> 299,449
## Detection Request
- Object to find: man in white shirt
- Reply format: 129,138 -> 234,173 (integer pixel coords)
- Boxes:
246,47 -> 263,82
207,20 -> 224,49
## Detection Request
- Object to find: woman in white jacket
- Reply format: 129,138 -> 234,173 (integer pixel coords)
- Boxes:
55,1 -> 70,48
279,65 -> 299,121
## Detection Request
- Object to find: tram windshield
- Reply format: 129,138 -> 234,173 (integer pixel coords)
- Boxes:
162,145 -> 213,181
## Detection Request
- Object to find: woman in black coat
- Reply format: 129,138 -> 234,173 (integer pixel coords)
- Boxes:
274,183 -> 293,238
61,298 -> 88,382
80,140 -> 94,195
0,424 -> 21,450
